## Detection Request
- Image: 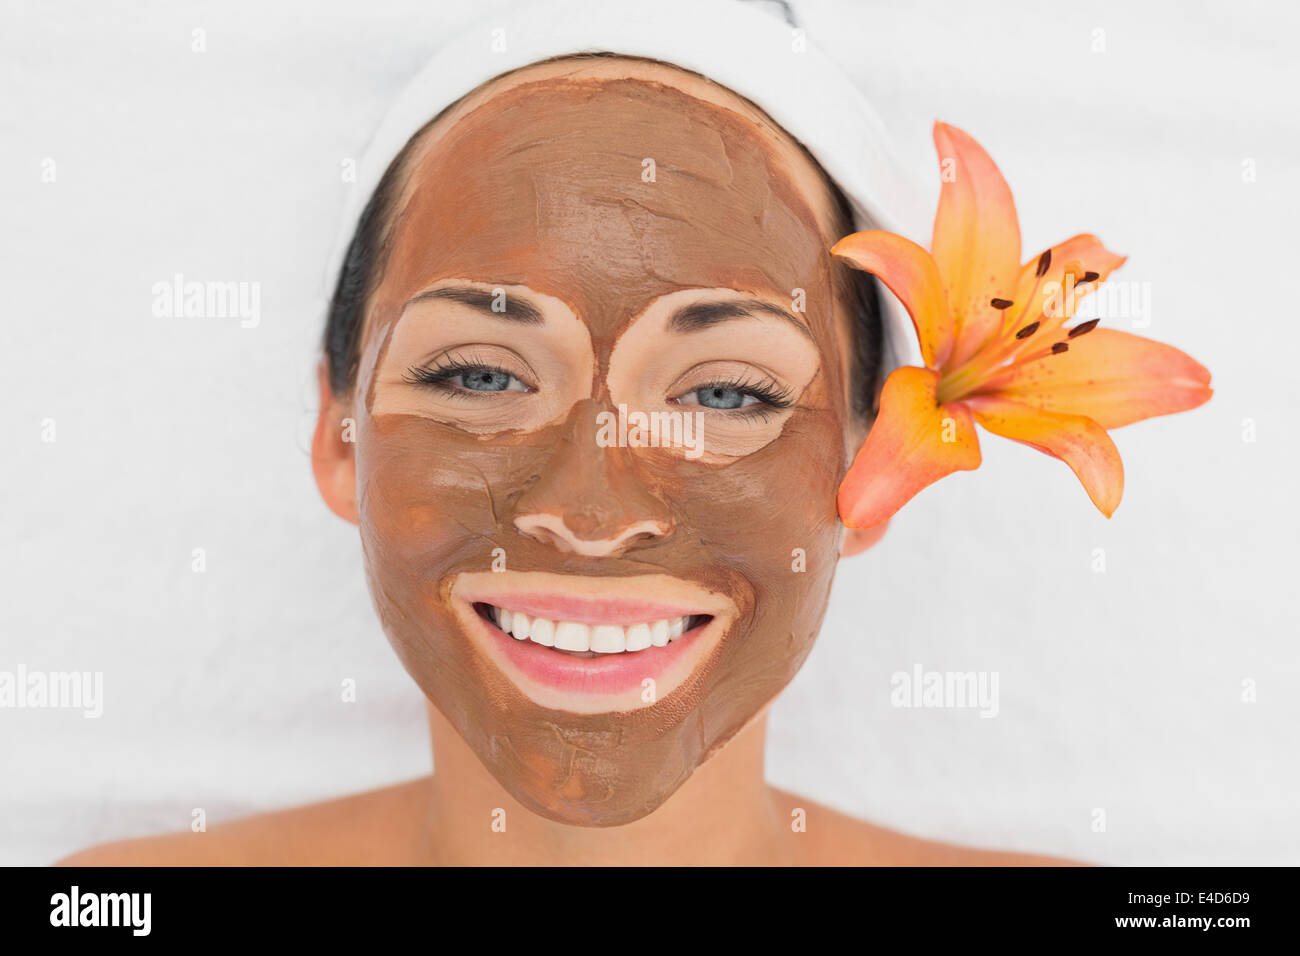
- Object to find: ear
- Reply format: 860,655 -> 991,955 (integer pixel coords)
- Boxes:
840,518 -> 889,558
311,359 -> 359,525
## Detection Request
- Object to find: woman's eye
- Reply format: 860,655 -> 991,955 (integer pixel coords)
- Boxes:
456,368 -> 527,392
404,361 -> 531,395
672,378 -> 793,413
685,386 -> 760,410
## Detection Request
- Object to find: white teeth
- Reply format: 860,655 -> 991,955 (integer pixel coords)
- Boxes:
590,625 -> 626,653
528,616 -> 556,647
650,619 -> 670,647
553,621 -> 590,652
626,623 -> 652,652
486,605 -> 703,655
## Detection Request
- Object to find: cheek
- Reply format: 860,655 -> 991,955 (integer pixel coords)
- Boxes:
355,415 -> 539,580
651,407 -> 845,738
665,405 -> 844,632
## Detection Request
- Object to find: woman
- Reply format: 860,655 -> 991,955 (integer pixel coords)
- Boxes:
61,22 -> 1078,866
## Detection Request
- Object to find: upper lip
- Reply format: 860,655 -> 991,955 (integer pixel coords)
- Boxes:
451,570 -> 736,626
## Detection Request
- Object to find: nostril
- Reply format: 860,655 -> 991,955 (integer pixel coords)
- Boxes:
514,517 -> 570,552
513,513 -> 670,557
626,529 -> 664,547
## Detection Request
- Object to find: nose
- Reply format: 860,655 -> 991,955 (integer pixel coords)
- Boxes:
512,400 -> 675,558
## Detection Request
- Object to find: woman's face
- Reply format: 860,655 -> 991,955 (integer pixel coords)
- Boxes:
346,61 -> 860,825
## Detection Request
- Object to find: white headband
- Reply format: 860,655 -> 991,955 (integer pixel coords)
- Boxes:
325,0 -> 927,369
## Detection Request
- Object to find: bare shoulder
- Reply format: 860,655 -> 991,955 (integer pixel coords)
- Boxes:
55,777 -> 431,867
769,787 -> 1088,866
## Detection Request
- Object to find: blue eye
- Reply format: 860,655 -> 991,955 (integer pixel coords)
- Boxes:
673,376 -> 794,413
459,369 -> 516,391
692,386 -> 753,410
404,359 -> 531,396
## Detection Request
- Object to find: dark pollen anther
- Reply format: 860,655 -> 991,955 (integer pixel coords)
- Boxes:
1015,321 -> 1040,339
1082,271 -> 1099,283
990,297 -> 1014,309
1051,341 -> 1070,354
1068,318 -> 1101,338
1036,250 -> 1052,277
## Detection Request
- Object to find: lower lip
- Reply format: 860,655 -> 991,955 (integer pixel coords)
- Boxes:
472,607 -> 711,696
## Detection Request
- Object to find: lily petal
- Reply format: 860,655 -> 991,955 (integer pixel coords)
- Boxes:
979,328 -> 1213,429
832,230 -> 954,368
838,366 -> 982,529
932,122 -> 1022,369
964,395 -> 1124,517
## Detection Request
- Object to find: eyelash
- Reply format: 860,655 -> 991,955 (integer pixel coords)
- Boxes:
402,355 -> 530,398
677,375 -> 795,419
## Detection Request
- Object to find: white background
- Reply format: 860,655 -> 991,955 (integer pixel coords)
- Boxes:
2,0 -> 1296,865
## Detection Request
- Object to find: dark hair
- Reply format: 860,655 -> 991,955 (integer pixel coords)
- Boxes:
827,186 -> 886,419
324,60 -> 885,419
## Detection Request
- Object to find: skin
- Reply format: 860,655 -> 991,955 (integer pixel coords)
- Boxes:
58,57 -> 1081,865
351,72 -> 852,827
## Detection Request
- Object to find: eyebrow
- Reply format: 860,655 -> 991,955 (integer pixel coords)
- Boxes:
405,286 -> 813,339
404,286 -> 544,325
669,299 -> 813,341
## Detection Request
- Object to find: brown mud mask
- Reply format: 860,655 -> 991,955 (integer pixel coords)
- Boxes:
351,74 -> 858,826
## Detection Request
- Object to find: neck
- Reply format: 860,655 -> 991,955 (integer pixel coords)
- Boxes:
419,703 -> 792,865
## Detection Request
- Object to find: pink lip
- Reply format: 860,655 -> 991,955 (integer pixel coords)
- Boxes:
470,592 -> 702,627
472,608 -> 710,696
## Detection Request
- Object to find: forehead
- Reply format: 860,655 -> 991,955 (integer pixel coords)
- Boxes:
369,65 -> 839,343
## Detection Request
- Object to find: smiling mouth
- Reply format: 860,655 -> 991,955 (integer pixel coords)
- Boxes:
452,570 -> 739,708
474,603 -> 713,658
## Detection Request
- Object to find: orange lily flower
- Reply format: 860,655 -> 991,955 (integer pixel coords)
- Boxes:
834,122 -> 1212,529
